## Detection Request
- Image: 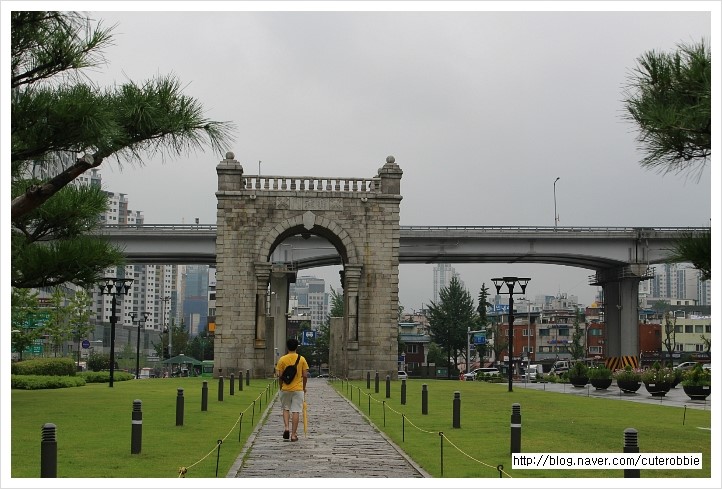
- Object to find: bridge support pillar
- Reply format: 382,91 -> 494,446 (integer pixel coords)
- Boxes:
594,265 -> 651,361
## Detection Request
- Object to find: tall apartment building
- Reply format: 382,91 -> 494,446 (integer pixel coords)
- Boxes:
289,276 -> 328,330
182,264 -> 210,336
640,263 -> 711,307
88,170 -> 179,356
432,264 -> 464,304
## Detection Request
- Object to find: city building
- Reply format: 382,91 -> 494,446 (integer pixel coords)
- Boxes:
289,276 -> 328,330
398,321 -> 431,374
640,263 -> 712,307
432,264 -> 464,304
182,264 -> 210,336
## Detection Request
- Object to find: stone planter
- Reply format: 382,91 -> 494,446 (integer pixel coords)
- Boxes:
682,385 -> 711,401
589,377 -> 613,390
616,379 -> 641,393
644,381 -> 672,397
569,376 -> 589,388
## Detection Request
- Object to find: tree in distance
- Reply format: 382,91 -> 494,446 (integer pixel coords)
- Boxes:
427,276 -> 477,379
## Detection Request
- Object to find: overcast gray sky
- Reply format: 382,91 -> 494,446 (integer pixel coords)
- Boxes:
16,3 -> 719,310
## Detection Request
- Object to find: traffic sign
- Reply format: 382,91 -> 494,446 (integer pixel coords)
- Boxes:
82,339 -> 90,349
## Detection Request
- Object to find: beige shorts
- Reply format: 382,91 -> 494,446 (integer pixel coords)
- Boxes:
280,390 -> 304,413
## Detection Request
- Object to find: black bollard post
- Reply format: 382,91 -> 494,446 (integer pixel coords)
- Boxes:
230,373 -> 235,395
367,371 -> 371,389
176,388 -> 185,426
218,376 -> 224,401
401,379 -> 407,405
239,371 -> 243,391
246,369 -> 250,386
131,400 -> 142,454
510,403 -> 521,453
453,391 -> 461,428
40,423 -> 57,478
386,375 -> 391,398
422,384 -> 429,415
375,371 -> 379,393
201,381 -> 208,411
623,428 -> 640,478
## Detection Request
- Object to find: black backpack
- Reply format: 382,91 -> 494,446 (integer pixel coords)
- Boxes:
281,354 -> 301,385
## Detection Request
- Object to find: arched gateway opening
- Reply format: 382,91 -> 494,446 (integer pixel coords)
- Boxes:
214,153 -> 403,379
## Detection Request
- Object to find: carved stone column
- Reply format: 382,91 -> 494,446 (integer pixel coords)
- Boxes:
254,262 -> 272,349
344,265 -> 362,350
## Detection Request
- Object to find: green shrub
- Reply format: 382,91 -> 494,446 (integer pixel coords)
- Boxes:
682,364 -> 711,387
569,361 -> 589,378
78,371 -> 135,383
587,366 -> 612,379
11,375 -> 86,390
87,352 -> 111,372
11,358 -> 76,376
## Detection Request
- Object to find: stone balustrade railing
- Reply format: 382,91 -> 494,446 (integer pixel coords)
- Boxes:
242,175 -> 380,193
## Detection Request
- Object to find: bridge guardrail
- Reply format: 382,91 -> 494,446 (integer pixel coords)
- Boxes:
100,224 -> 709,234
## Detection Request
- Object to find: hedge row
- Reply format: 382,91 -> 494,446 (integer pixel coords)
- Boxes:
11,375 -> 86,390
11,358 -> 76,376
79,371 -> 135,383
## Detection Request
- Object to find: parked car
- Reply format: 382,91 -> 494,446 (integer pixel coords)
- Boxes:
702,364 -> 711,371
397,371 -> 408,380
464,367 -> 500,380
675,361 -> 699,371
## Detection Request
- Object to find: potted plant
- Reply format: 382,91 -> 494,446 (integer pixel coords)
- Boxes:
681,364 -> 711,400
613,365 -> 642,393
641,361 -> 676,397
568,361 -> 589,388
587,365 -> 613,390
671,366 -> 684,388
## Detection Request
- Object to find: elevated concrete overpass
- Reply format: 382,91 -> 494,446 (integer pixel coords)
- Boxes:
99,224 -> 697,271
99,223 -> 707,367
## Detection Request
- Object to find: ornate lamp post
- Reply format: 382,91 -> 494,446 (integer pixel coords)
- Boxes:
129,311 -> 151,379
492,276 -> 530,392
99,277 -> 133,387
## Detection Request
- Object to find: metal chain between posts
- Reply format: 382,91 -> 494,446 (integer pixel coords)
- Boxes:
336,378 -> 513,478
176,380 -> 277,477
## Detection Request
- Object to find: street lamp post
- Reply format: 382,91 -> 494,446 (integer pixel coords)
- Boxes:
492,276 -> 530,392
553,177 -> 560,229
129,311 -> 151,379
99,277 -> 134,388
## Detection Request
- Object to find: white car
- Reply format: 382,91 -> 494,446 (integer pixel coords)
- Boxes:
397,371 -> 408,380
675,361 -> 698,371
464,367 -> 500,380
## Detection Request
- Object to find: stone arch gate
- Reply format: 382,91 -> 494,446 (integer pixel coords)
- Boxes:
214,153 -> 403,379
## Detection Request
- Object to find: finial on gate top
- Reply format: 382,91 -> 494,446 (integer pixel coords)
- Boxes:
225,151 -> 235,160
386,155 -> 395,164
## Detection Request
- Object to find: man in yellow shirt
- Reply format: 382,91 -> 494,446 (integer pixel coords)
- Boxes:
276,338 -> 309,442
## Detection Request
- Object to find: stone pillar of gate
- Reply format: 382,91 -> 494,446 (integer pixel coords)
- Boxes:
270,265 -> 296,358
254,262 -> 272,349
343,265 -> 362,350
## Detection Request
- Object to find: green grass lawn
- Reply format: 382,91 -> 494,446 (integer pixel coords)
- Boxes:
11,377 -> 713,479
11,377 -> 277,478
332,379 -> 712,479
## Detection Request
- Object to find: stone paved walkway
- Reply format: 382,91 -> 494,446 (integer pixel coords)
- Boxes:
227,378 -> 429,478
